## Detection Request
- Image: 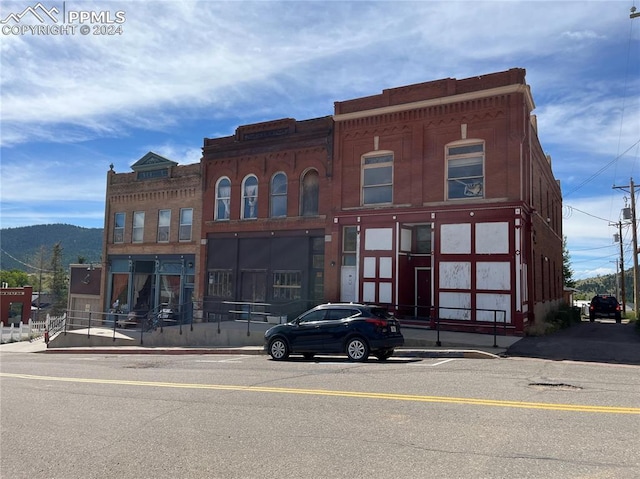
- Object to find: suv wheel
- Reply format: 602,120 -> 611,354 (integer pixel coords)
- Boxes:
268,338 -> 289,360
346,337 -> 369,362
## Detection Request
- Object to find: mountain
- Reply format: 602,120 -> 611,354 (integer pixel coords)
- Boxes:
0,224 -> 103,272
574,270 -> 635,303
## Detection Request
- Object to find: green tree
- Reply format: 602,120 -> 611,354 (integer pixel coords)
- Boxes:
49,242 -> 68,315
0,269 -> 30,287
563,236 -> 576,288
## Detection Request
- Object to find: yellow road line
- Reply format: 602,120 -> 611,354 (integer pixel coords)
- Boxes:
2,372 -> 639,415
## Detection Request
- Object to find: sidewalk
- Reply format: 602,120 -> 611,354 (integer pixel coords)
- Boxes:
0,326 -> 521,359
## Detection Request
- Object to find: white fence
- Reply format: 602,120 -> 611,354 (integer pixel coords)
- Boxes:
0,314 -> 66,344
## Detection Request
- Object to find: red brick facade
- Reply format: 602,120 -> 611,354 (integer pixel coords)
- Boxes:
103,68 -> 562,334
328,68 -> 562,333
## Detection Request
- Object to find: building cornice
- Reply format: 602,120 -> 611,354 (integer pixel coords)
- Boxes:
333,84 -> 534,122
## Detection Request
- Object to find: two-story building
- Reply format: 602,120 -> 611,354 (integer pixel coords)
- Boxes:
200,117 -> 333,319
326,68 -> 562,333
101,68 -> 562,335
101,153 -> 202,323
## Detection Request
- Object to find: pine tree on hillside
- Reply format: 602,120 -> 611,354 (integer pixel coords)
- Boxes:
50,242 -> 67,316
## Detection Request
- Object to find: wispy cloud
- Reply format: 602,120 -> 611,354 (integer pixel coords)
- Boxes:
1,0 -> 639,278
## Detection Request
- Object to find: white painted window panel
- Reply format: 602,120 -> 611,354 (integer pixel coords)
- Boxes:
476,262 -> 511,290
363,282 -> 376,302
438,292 -> 471,320
476,222 -> 509,254
379,257 -> 392,278
400,228 -> 412,252
379,283 -> 392,303
363,257 -> 376,278
365,228 -> 393,250
439,262 -> 471,289
476,293 -> 511,323
441,224 -> 471,254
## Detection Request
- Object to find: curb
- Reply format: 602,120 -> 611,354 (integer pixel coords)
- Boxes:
39,347 -> 502,359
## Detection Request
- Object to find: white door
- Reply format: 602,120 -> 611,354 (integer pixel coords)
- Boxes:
340,266 -> 356,302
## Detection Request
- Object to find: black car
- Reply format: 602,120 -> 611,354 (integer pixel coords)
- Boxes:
264,303 -> 404,361
589,295 -> 622,323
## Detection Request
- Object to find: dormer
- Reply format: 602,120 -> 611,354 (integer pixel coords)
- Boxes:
130,152 -> 178,181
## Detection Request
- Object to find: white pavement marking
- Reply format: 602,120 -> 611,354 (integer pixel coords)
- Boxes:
409,358 -> 461,367
195,357 -> 245,363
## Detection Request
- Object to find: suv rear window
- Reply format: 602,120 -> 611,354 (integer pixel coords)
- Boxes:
326,308 -> 360,320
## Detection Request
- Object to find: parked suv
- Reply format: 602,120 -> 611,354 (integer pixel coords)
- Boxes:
264,303 -> 404,361
588,295 -> 622,323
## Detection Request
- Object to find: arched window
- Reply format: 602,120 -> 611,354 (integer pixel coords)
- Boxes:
215,177 -> 231,221
270,172 -> 287,218
301,169 -> 319,216
242,175 -> 258,219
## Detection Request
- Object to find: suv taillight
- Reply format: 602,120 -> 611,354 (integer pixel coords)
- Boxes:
365,318 -> 388,328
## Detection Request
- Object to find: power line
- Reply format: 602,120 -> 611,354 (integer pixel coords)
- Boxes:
563,139 -> 640,198
0,248 -> 53,273
563,205 -> 614,223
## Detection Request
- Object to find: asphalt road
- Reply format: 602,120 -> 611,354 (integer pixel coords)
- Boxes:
506,320 -> 640,365
1,350 -> 639,479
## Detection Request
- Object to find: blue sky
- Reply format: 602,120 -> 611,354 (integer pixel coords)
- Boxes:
0,0 -> 639,280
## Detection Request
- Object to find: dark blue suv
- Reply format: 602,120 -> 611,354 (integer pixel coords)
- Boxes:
264,303 -> 404,361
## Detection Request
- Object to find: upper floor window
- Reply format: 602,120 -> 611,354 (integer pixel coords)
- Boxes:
158,209 -> 171,242
179,208 -> 193,241
447,142 -> 484,200
242,175 -> 258,219
362,153 -> 393,205
132,211 -> 144,243
414,225 -> 432,254
301,169 -> 319,216
215,177 -> 231,221
114,212 -> 125,243
270,172 -> 287,218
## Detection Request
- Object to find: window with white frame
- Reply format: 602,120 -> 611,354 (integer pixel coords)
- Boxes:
342,226 -> 357,266
158,209 -> 171,242
270,172 -> 287,217
114,212 -> 125,243
301,169 -> 319,216
179,208 -> 193,241
215,177 -> 231,220
272,271 -> 302,300
132,211 -> 144,243
362,153 -> 393,205
242,175 -> 258,219
447,142 -> 484,199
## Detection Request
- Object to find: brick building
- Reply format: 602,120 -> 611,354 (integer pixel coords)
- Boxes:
101,152 -> 202,323
101,68 -> 562,335
326,68 -> 562,333
200,117 -> 333,319
0,285 -> 33,326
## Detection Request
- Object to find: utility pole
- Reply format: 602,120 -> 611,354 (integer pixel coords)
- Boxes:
613,178 -> 639,319
611,221 -> 626,314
